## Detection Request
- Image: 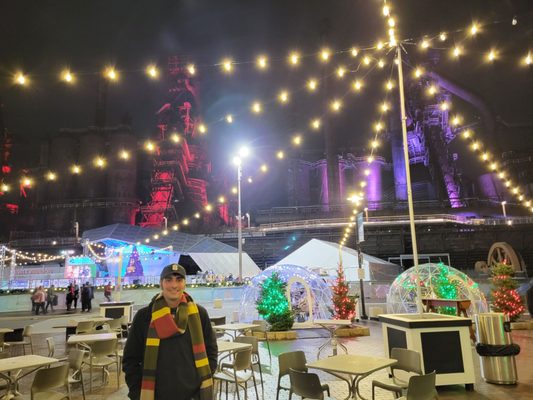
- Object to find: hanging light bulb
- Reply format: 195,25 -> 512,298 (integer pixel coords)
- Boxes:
311,119 -> 321,130
320,48 -> 331,62
260,164 -> 268,173
289,51 -> 300,66
330,99 -> 342,112
256,55 -> 268,70
225,114 -> 233,124
104,67 -> 118,81
198,124 -> 207,134
439,32 -> 447,41
119,150 -> 130,160
251,101 -> 262,113
61,70 -> 74,83
146,65 -> 158,78
221,59 -> 233,73
353,79 -> 363,91
292,135 -> 302,146
336,66 -> 346,78
187,64 -> 196,75
278,90 -> 289,103
307,79 -> 318,91
14,72 -> 27,85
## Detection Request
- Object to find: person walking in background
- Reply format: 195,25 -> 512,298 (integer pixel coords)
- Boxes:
66,283 -> 75,311
73,283 -> 79,310
104,281 -> 112,302
33,286 -> 46,315
81,282 -> 94,312
123,263 -> 217,400
45,284 -> 56,312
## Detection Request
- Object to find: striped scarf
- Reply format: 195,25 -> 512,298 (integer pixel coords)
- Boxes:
141,292 -> 213,400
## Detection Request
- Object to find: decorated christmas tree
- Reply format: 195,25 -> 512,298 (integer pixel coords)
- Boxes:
256,272 -> 294,331
433,263 -> 459,315
124,246 -> 144,277
490,263 -> 525,322
331,262 -> 356,320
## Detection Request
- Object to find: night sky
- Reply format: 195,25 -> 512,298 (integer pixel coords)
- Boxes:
1,0 -> 532,205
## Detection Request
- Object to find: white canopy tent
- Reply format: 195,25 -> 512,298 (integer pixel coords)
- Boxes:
189,252 -> 260,277
273,238 -> 400,281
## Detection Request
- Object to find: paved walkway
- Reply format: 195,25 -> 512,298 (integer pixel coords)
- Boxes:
1,304 -> 532,399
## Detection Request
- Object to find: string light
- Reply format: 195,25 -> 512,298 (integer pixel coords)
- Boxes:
46,172 -> 57,181
292,135 -> 302,146
251,101 -> 262,114
311,118 -> 321,130
146,65 -> 158,78
330,99 -> 342,112
439,32 -> 447,41
222,59 -> 233,73
187,64 -> 196,75
486,49 -> 498,62
225,114 -> 233,123
144,141 -> 156,152
278,90 -> 289,103
260,164 -> 268,172
170,133 -> 180,143
61,70 -> 74,83
104,67 -> 118,81
336,66 -> 346,78
119,150 -> 130,160
256,55 -> 268,70
353,79 -> 363,91
276,150 -> 285,159
350,47 -> 359,57
94,157 -> 106,168
307,79 -> 318,91
320,48 -> 331,62
0,184 -> 9,192
289,52 -> 300,66
198,124 -> 207,134
14,73 -> 27,86
469,22 -> 480,36
523,53 -> 532,66
71,165 -> 82,174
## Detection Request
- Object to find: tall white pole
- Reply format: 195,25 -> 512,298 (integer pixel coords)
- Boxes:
237,164 -> 243,281
396,45 -> 424,314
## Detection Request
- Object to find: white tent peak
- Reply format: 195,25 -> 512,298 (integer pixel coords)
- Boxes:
273,238 -> 399,282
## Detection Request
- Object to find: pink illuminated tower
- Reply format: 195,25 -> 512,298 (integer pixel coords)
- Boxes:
140,56 -> 225,227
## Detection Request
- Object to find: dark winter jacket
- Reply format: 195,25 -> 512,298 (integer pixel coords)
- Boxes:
122,299 -> 218,400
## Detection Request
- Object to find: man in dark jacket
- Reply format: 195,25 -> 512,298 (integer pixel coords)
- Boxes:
123,264 -> 218,400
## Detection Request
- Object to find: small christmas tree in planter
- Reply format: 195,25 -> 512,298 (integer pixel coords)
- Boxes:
331,262 -> 356,321
256,272 -> 294,339
490,263 -> 525,322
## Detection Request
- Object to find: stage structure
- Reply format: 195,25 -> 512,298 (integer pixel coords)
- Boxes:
81,223 -> 260,282
140,56 -> 226,227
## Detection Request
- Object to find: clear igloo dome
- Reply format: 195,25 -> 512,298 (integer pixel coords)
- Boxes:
387,262 -> 488,314
239,264 -> 334,322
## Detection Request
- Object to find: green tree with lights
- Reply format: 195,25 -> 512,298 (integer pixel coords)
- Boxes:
432,263 -> 459,315
490,263 -> 525,322
256,272 -> 294,331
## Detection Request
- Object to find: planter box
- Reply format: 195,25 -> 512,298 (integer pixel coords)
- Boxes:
334,325 -> 370,337
264,330 -> 297,340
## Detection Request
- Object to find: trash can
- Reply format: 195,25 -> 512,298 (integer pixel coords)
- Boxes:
475,313 -> 520,384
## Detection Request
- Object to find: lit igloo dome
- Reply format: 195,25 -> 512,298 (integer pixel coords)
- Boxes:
239,264 -> 333,322
387,262 -> 488,314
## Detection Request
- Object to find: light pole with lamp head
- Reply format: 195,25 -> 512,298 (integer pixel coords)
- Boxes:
233,146 -> 249,282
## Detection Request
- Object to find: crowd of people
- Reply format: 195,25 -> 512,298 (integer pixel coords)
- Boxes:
30,280 -> 113,314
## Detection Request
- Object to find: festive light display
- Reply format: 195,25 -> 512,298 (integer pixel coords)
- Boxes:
331,261 -> 356,320
387,262 -> 488,314
255,271 -> 294,331
240,264 -> 333,323
1,0 -> 531,253
490,263 -> 525,322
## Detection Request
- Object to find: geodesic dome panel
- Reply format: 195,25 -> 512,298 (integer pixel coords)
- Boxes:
387,262 -> 488,314
239,264 -> 333,322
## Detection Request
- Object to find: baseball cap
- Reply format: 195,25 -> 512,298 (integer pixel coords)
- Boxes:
160,264 -> 187,280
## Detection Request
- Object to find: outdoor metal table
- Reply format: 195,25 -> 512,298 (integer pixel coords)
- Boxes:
213,323 -> 259,340
313,319 -> 352,358
67,332 -> 118,345
0,354 -> 58,399
53,317 -> 112,340
307,354 -> 397,400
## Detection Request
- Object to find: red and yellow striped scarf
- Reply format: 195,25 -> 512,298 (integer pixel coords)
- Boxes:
141,292 -> 213,400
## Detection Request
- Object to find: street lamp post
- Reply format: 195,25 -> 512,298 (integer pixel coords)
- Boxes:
501,201 -> 507,218
237,162 -> 243,282
233,146 -> 249,282
355,212 -> 368,320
